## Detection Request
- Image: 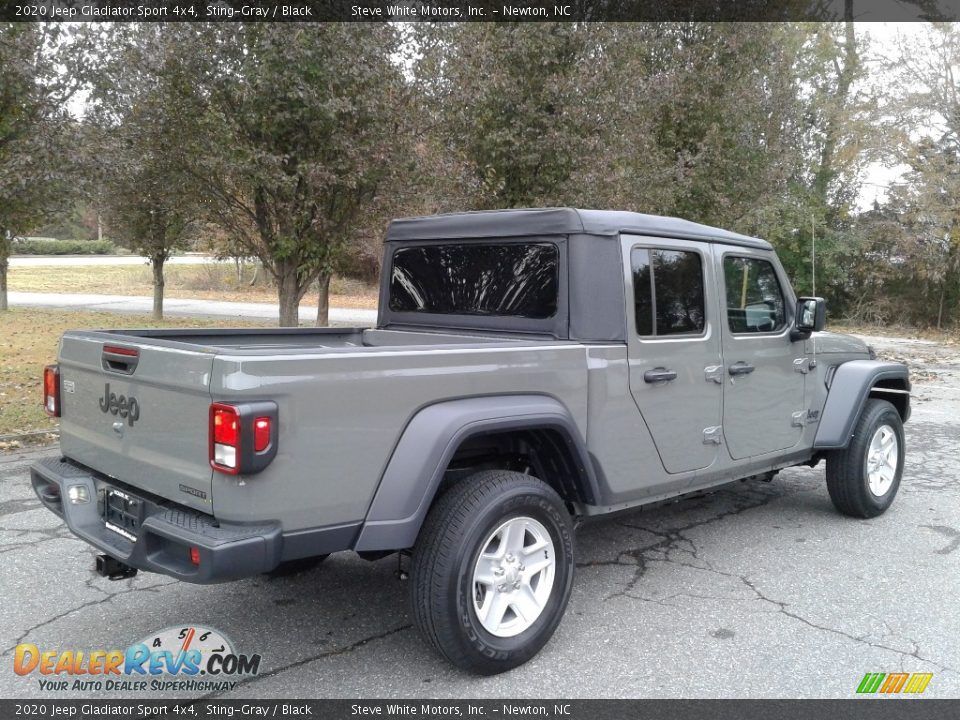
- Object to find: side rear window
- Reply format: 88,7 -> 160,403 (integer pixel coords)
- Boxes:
723,256 -> 786,333
631,248 -> 706,337
389,242 -> 559,319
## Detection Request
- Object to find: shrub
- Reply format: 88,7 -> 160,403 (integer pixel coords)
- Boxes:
12,238 -> 116,255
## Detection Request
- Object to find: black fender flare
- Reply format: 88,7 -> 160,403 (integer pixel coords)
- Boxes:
353,395 -> 597,552
813,360 -> 911,449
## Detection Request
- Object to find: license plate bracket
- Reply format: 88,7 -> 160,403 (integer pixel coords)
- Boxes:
101,488 -> 144,542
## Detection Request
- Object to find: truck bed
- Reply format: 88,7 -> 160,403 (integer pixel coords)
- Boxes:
55,325 -> 590,533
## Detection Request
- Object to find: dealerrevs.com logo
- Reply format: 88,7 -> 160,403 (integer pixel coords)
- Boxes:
13,625 -> 260,693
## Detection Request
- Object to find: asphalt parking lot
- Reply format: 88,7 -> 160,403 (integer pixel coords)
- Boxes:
1,334 -> 958,699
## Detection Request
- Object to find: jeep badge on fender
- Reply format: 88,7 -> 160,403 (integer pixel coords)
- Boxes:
98,383 -> 140,426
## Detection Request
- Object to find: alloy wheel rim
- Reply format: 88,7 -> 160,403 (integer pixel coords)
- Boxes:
866,424 -> 898,497
471,516 -> 556,638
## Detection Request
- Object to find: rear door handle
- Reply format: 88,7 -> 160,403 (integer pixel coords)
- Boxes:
644,367 -> 678,383
728,362 -> 755,376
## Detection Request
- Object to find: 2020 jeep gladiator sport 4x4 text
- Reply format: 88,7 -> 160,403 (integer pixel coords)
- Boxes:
32,208 -> 910,674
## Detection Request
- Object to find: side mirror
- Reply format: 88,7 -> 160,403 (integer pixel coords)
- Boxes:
794,297 -> 826,337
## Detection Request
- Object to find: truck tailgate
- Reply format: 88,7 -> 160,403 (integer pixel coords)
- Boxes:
57,332 -> 215,513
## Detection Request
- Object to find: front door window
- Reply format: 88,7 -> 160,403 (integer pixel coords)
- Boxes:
722,256 -> 786,334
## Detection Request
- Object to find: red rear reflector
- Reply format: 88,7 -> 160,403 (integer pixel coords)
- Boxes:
190,546 -> 201,566
253,417 -> 271,452
103,345 -> 139,357
43,365 -> 60,417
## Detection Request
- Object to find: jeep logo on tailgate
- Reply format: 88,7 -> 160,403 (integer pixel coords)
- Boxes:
98,383 -> 140,426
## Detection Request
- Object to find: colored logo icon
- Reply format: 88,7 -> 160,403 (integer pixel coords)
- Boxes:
856,672 -> 933,694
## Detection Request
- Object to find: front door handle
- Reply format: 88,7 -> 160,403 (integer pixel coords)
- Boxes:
644,367 -> 678,384
728,362 -> 756,376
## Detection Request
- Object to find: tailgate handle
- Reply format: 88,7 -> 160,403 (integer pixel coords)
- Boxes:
101,345 -> 140,375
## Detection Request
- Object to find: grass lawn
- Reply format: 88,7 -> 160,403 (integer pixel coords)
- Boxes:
0,308 -> 270,447
8,263 -> 379,310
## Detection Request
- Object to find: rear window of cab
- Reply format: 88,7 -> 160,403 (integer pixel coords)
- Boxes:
389,243 -> 559,319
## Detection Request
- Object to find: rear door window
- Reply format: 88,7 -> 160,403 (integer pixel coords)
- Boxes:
631,248 -> 706,337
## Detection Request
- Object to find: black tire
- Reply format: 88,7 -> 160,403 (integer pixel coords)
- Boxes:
265,554 -> 329,578
826,398 -> 905,518
411,470 -> 575,675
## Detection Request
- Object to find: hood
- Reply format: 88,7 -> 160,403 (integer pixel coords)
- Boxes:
811,331 -> 870,355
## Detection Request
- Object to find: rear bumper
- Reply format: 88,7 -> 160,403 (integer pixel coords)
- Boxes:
30,456 -> 283,584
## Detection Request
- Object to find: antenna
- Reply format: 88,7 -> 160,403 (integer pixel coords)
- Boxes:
811,214 -> 816,297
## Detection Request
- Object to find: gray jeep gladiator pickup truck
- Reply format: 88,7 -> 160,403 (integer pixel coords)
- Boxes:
31,208 -> 909,674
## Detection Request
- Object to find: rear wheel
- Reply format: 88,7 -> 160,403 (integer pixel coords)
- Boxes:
411,470 -> 575,675
826,399 -> 904,518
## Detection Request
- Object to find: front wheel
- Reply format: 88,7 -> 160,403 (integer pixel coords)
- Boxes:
826,398 -> 905,518
411,470 -> 575,675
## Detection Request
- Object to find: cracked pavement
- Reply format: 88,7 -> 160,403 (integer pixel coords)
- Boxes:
1,335 -> 958,699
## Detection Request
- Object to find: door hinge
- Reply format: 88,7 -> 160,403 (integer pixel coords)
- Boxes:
793,358 -> 810,374
704,365 -> 724,384
791,410 -> 807,427
703,426 -> 723,445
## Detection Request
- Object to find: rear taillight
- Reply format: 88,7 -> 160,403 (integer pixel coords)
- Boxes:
209,401 -> 278,475
210,403 -> 240,474
43,365 -> 60,417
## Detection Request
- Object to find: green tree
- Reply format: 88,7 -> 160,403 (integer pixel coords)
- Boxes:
97,133 -> 197,320
880,23 -> 960,327
887,137 -> 960,329
86,25 -> 200,320
580,23 -> 810,228
166,24 -> 407,326
415,23 -> 604,209
0,24 -> 86,311
783,10 -> 873,305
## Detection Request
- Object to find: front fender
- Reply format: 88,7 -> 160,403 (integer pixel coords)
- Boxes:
353,395 -> 595,552
813,360 -> 910,449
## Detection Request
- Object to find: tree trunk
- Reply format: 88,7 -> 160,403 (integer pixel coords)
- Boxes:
937,283 -> 945,330
0,255 -> 7,312
315,273 -> 330,327
277,266 -> 301,327
151,257 -> 165,321
0,232 -> 9,312
249,264 -> 260,287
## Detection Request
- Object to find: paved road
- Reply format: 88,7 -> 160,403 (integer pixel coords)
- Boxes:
1,338 -> 957,699
10,254 -> 217,267
7,291 -> 378,326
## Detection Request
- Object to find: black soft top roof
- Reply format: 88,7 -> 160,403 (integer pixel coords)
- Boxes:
386,208 -> 772,250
